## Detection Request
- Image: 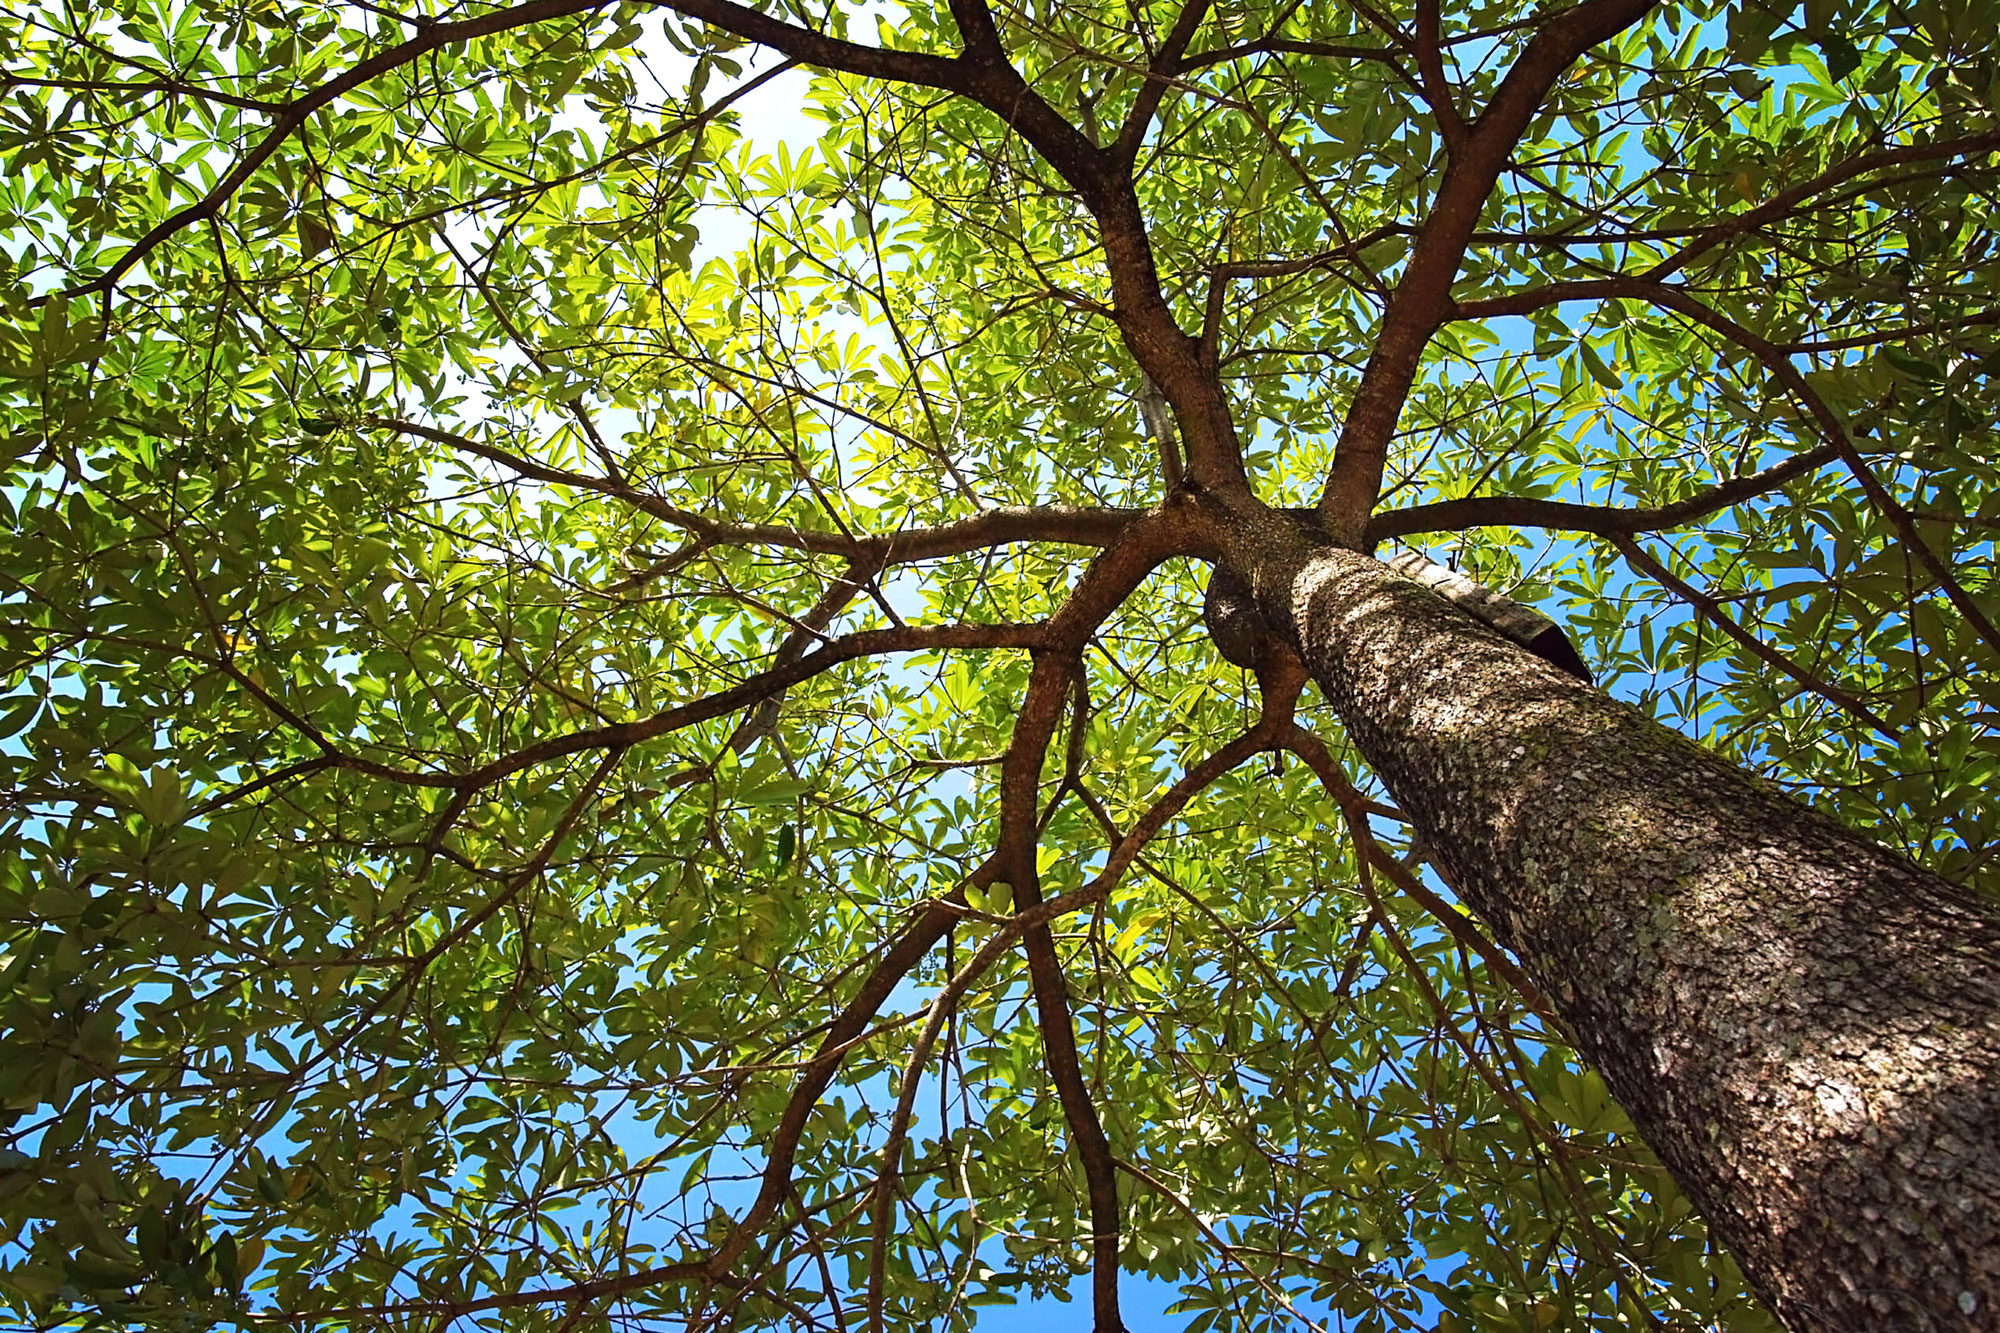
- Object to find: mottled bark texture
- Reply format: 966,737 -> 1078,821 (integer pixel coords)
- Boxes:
1254,540 -> 2000,1333
1202,566 -> 1268,669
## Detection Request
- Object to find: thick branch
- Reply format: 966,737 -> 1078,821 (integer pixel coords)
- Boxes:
1020,876 -> 1122,1333
1364,442 -> 1840,543
856,680 -> 1323,1321
866,879 -> 1125,1333
944,0 -> 1003,56
1315,0 -> 1657,542
1113,0 -> 1218,161
989,511 -> 1200,1332
711,510 -> 1198,1311
382,413 -> 1139,561
659,0 -> 1106,190
1454,279 -> 2000,658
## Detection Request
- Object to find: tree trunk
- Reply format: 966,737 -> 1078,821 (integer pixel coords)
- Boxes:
1244,536 -> 2000,1333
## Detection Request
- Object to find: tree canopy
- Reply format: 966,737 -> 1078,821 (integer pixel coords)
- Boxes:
1,0 -> 1996,1328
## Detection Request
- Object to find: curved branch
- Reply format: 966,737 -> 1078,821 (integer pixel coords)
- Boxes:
1200,229 -> 1401,349
1314,0 -> 1658,542
706,857 -> 1002,1276
1363,441 -> 1840,543
216,621 -> 1038,864
721,559 -> 884,757
185,755 -> 338,819
988,510 -> 1201,1332
995,509 -> 1202,873
1609,534 -> 1895,739
864,883 -> 1100,1331
944,0 -> 1004,56
1454,277 -> 2000,658
5,73 -> 284,113
197,745 -> 625,1213
379,416 -> 1139,563
662,0 -> 1101,187
412,622 -> 1042,849
1281,724 -> 1565,1026
671,0 -> 1217,484
863,708 -> 1286,1327
713,509 -> 1200,1299
1644,129 -> 2000,283
1779,308 -> 2000,355
45,0 -> 1109,312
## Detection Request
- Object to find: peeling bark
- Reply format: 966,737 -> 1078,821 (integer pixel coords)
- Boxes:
1243,536 -> 2000,1333
1380,550 -> 1591,682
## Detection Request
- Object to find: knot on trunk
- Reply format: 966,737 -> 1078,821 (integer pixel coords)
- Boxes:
1203,566 -> 1269,668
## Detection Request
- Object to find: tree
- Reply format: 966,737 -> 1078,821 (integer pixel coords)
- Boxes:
1,0 -> 1997,1327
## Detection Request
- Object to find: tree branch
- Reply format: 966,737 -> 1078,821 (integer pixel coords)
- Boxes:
670,2 -> 1226,487
721,558 -> 885,758
274,1262 -> 722,1321
866,700 -> 1285,1330
1363,441 -> 1840,543
1113,0 -> 1217,161
1452,278 -> 2000,659
1643,129 -> 2000,283
707,857 -> 1002,1275
944,0 -> 1004,57
1609,534 -> 1895,738
988,512 -> 1199,1332
4,72 -> 284,113
1314,0 -> 1658,543
1282,724 -> 1560,1018
42,0 -> 642,304
1180,36 -> 1413,82
660,0 -> 1105,187
865,881 -> 1108,1333
1414,0 -> 1468,153
1112,1158 -> 1334,1333
407,622 -> 1043,853
379,414 -> 1140,562
1200,228 -> 1402,351
224,621 -> 1038,874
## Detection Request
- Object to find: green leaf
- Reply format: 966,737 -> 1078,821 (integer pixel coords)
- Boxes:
297,215 -> 335,256
1578,340 -> 1625,390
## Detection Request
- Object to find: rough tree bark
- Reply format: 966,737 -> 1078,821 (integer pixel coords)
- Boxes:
1225,520 -> 2000,1333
